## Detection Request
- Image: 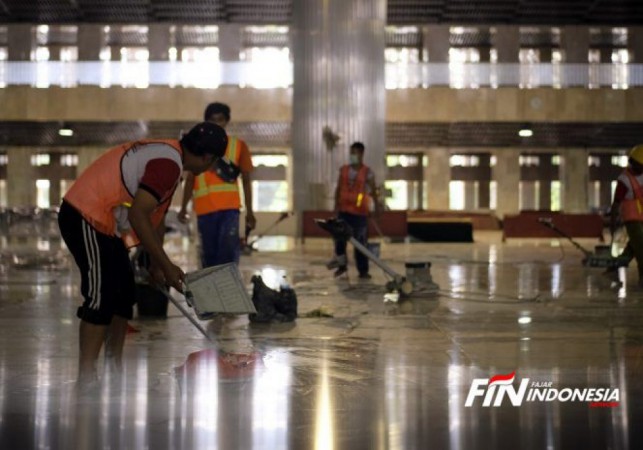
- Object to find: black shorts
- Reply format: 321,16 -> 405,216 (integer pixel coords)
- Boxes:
58,200 -> 136,325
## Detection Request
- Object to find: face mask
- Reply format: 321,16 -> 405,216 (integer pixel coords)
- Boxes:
349,154 -> 359,165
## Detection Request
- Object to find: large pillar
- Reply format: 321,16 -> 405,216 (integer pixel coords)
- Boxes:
218,24 -> 242,62
77,25 -> 105,61
7,24 -> 35,61
561,26 -> 589,63
7,147 -> 35,207
561,148 -> 589,213
493,149 -> 520,218
426,148 -> 450,210
291,0 -> 386,212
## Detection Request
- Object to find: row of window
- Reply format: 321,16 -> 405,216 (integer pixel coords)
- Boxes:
1,58 -> 636,90
0,178 -> 615,213
0,152 -> 628,213
1,45 -> 631,66
10,152 -> 628,169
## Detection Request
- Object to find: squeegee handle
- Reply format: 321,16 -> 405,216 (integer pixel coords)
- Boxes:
350,237 -> 399,278
158,287 -> 213,342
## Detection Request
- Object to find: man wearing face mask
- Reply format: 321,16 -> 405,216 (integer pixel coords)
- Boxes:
332,141 -> 381,279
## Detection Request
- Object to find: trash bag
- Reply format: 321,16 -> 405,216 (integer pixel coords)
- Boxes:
249,275 -> 297,323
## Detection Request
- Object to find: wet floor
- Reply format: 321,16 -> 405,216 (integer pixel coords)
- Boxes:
0,232 -> 642,449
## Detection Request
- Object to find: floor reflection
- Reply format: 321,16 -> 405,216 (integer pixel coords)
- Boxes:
0,236 -> 642,449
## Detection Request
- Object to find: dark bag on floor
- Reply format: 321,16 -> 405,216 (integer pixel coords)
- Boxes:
249,275 -> 297,323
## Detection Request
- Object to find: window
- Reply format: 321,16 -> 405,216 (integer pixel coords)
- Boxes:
250,154 -> 289,212
551,181 -> 561,211
60,154 -> 78,167
0,180 -> 6,208
32,46 -> 50,62
612,155 -> 628,167
31,154 -> 51,167
181,47 -> 220,88
387,154 -> 420,167
519,155 -> 540,167
489,181 -> 497,210
36,179 -> 50,208
252,154 -> 288,167
519,48 -> 540,88
450,155 -> 480,167
251,182 -> 288,212
449,181 -> 465,210
612,49 -> 630,89
239,47 -> 290,88
449,48 -> 480,89
385,47 -> 421,89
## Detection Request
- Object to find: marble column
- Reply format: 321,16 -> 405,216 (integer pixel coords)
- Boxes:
291,0 -> 386,213
426,148 -> 450,210
561,148 -> 589,213
7,147 -> 35,207
493,149 -> 520,218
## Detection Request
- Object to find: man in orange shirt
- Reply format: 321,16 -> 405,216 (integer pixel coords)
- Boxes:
58,122 -> 228,387
179,102 -> 256,266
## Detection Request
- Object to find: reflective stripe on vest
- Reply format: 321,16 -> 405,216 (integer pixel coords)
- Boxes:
338,164 -> 370,216
192,136 -> 243,215
620,170 -> 643,222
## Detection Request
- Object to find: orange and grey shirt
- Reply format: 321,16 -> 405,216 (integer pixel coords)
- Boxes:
64,140 -> 183,246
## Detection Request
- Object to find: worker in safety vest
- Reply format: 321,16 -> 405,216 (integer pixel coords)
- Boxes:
58,122 -> 228,388
332,141 -> 381,279
610,144 -> 643,287
179,102 -> 255,267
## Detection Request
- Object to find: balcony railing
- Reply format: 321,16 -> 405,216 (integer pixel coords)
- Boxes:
0,61 -> 642,89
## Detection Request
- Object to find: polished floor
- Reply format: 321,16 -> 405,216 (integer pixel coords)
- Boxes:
0,231 -> 642,450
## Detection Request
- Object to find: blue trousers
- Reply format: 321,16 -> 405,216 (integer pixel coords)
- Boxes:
335,212 -> 369,275
197,209 -> 240,267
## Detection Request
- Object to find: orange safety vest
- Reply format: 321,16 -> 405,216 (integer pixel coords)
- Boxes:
338,164 -> 370,216
620,169 -> 643,222
192,136 -> 243,215
64,139 -> 183,247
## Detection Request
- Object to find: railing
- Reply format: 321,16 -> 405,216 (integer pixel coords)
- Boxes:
0,61 -> 642,89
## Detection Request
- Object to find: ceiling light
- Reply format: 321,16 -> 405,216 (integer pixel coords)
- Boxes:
58,126 -> 74,137
518,129 -> 533,138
